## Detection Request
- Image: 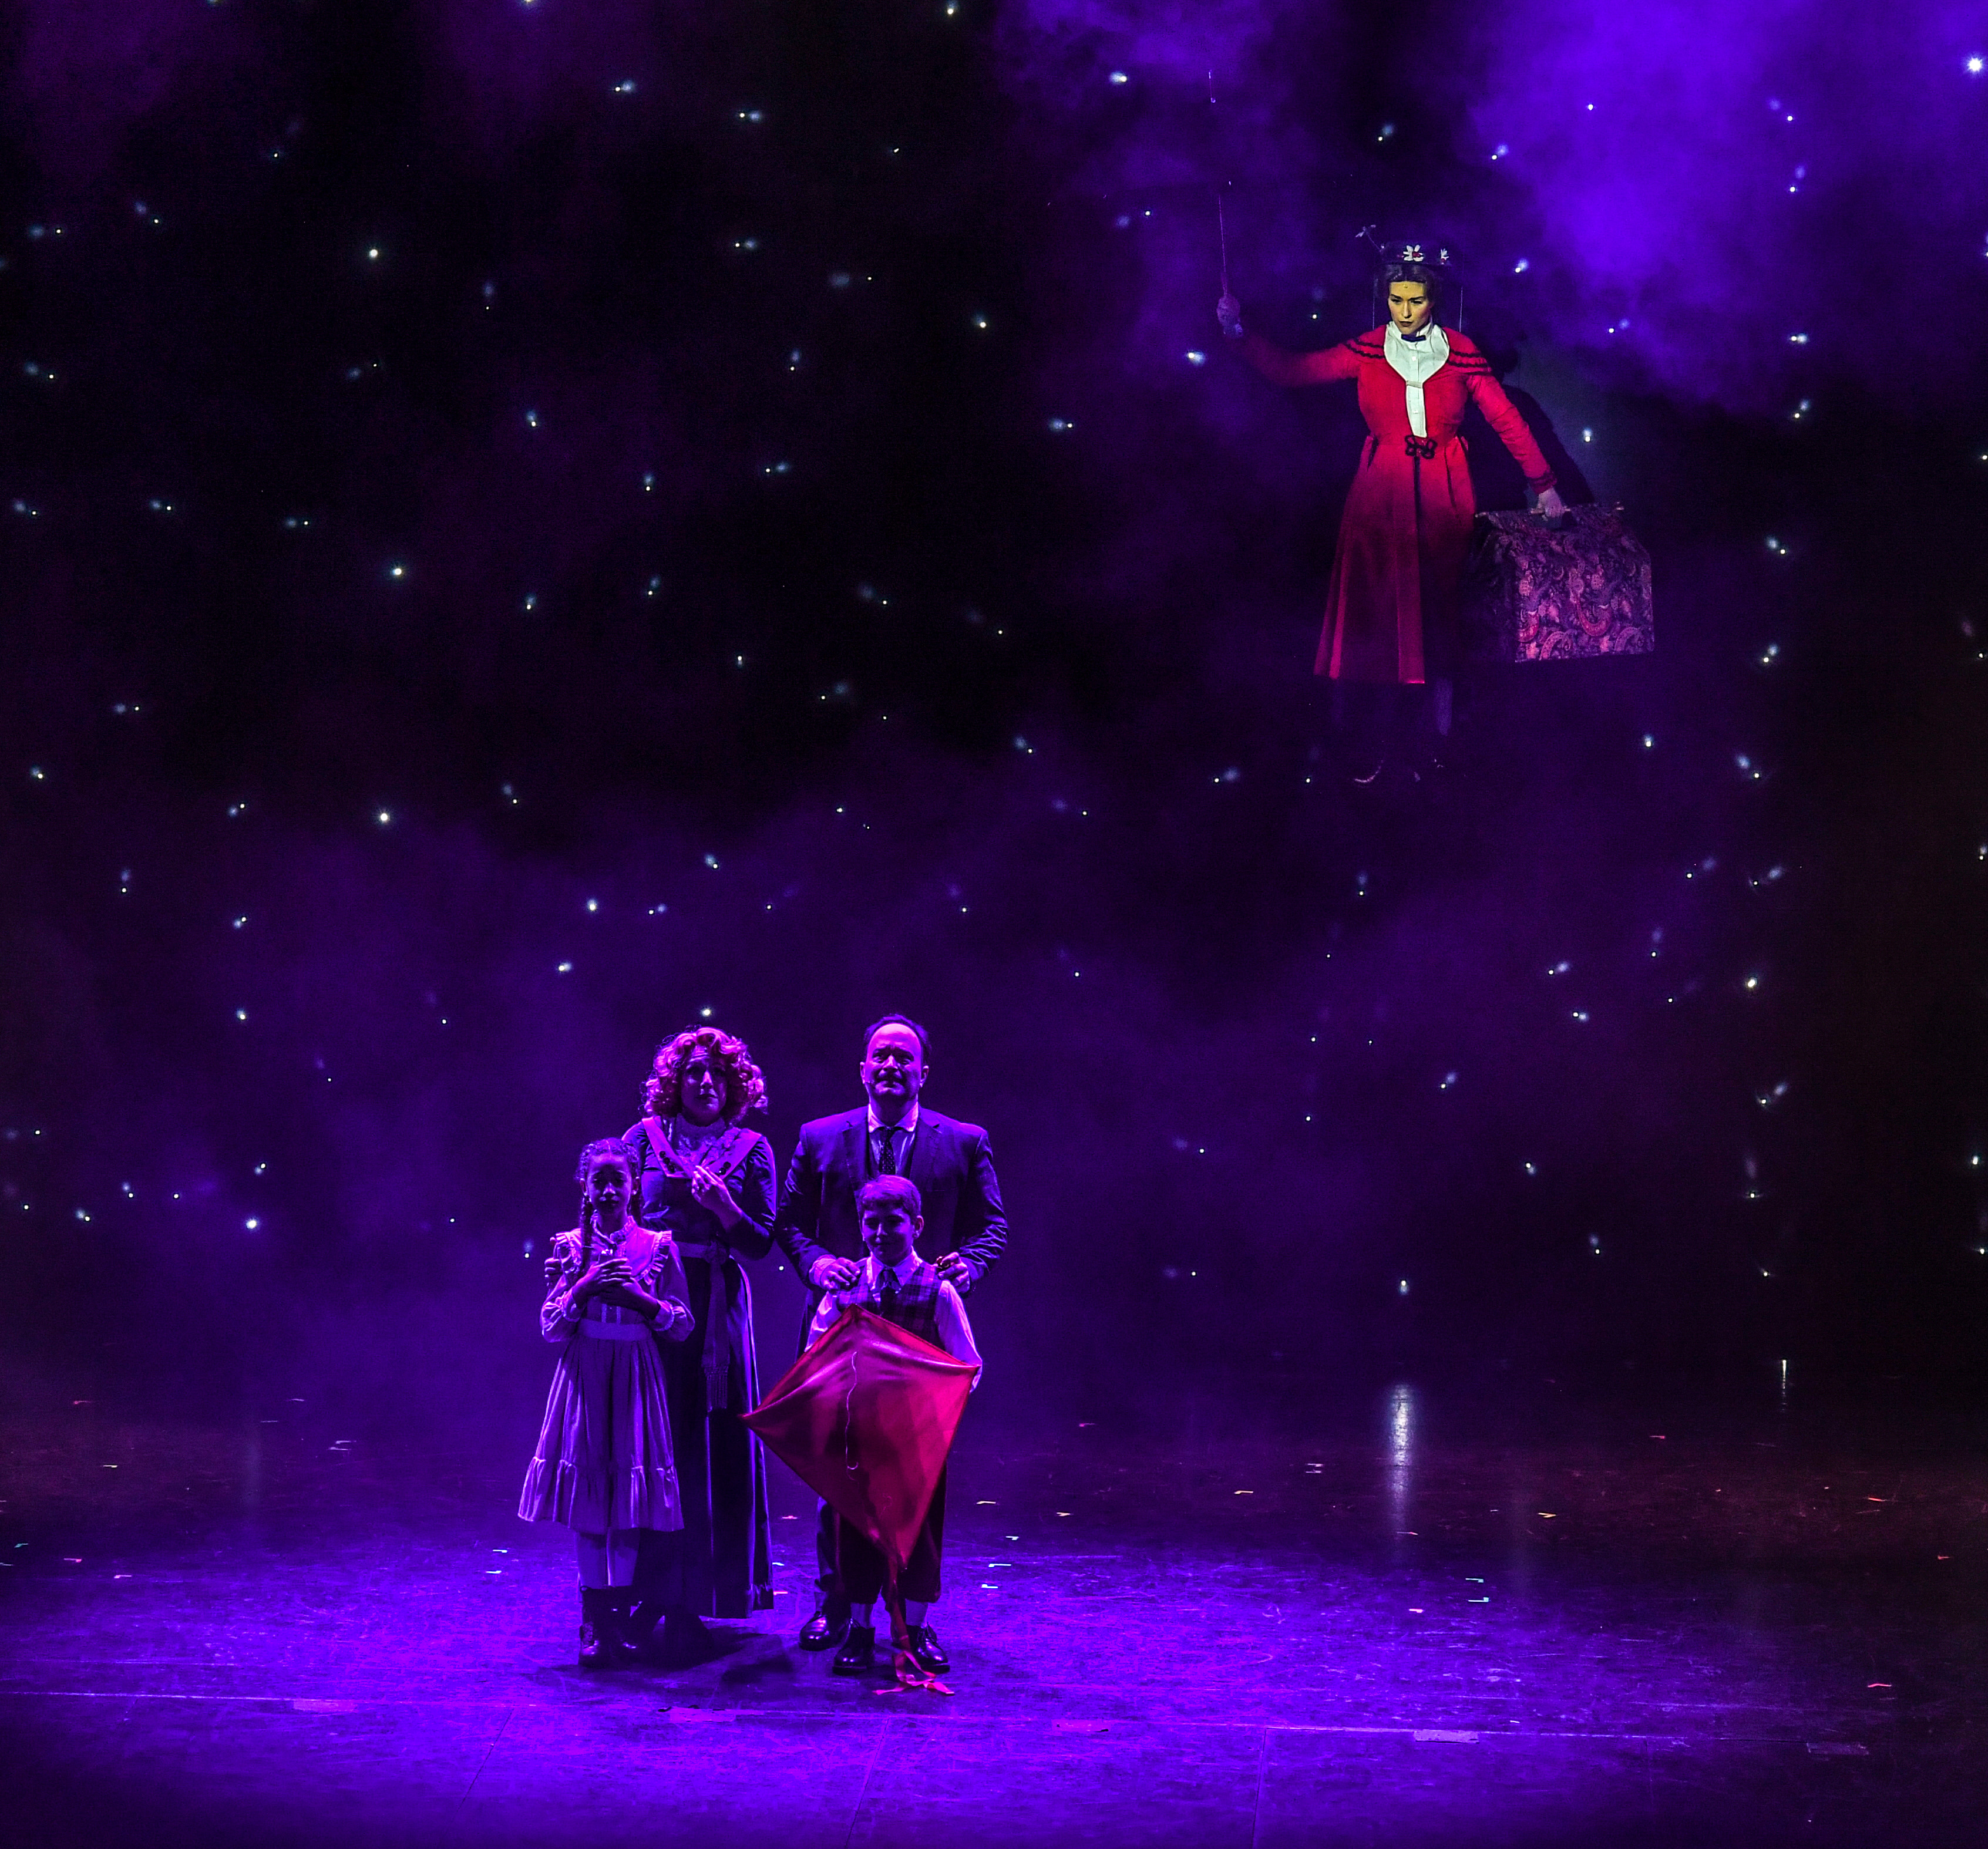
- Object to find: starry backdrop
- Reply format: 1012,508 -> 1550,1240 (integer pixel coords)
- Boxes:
2,1 -> 1986,1441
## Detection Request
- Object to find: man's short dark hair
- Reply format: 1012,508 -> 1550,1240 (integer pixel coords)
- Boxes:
862,1013 -> 930,1059
857,1175 -> 923,1219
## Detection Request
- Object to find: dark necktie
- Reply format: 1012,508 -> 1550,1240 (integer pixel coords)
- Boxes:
880,1271 -> 900,1317
877,1126 -> 899,1175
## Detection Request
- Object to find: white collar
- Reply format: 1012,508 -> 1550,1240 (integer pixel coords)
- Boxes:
1384,321 -> 1449,437
863,1251 -> 923,1286
866,1100 -> 920,1137
1384,319 -> 1449,380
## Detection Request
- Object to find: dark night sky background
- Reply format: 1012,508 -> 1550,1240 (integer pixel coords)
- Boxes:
2,1 -> 1986,1442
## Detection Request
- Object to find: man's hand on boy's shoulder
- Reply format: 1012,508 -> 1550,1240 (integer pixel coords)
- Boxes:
937,1252 -> 975,1290
809,1255 -> 860,1292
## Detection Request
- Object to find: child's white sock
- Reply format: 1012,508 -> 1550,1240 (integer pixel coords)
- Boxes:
853,1602 -> 876,1630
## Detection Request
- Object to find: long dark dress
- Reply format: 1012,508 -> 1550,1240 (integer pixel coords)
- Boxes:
624,1114 -> 778,1616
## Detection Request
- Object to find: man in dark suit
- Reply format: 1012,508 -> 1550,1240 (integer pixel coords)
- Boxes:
773,1013 -> 1008,1659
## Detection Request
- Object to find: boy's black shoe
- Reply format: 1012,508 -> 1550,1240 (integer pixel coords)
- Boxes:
799,1595 -> 851,1652
831,1623 -> 876,1675
904,1624 -> 949,1675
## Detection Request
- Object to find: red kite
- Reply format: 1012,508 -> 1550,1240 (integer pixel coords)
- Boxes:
744,1306 -> 974,1689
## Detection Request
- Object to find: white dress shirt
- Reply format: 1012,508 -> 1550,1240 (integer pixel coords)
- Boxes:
866,1099 -> 920,1175
808,1250 -> 983,1389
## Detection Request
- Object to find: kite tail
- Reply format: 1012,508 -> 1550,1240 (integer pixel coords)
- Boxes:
877,1573 -> 953,1697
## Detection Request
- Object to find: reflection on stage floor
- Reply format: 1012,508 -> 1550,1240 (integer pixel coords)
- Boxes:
3,1383 -> 1982,1845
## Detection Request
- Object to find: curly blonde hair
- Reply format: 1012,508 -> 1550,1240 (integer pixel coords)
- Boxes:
642,1025 -> 768,1123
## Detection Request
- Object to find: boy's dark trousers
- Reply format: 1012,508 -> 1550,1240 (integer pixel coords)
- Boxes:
828,1467 -> 946,1605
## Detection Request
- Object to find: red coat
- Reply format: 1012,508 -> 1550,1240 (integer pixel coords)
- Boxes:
1242,325 -> 1556,683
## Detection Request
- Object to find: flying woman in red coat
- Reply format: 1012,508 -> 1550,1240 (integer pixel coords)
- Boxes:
1219,251 -> 1566,774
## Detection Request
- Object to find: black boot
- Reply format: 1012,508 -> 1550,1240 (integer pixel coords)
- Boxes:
577,1587 -> 619,1669
658,1608 -> 715,1665
621,1595 -> 664,1654
603,1592 -> 644,1666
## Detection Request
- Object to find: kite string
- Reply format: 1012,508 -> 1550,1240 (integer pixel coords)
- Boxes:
842,1347 -> 859,1473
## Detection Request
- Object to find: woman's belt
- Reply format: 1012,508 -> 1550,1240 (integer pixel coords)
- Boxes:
577,1315 -> 651,1341
666,1239 -> 739,1410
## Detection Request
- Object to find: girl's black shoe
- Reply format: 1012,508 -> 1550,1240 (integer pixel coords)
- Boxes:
577,1588 -> 620,1669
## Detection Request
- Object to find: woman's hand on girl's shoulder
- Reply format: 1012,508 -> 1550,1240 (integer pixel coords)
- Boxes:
544,1231 -> 581,1291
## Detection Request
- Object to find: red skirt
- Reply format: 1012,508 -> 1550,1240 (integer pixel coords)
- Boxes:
1317,433 -> 1476,685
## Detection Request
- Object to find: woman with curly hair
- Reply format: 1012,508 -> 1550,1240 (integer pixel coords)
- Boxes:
619,1025 -> 778,1656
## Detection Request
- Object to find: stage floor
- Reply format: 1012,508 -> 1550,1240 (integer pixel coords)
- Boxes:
2,1385 -> 1983,1845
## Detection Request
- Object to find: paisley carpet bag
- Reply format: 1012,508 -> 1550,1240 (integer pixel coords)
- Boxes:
1462,503 -> 1654,663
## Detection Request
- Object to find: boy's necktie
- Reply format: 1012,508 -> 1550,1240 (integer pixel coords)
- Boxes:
880,1271 -> 899,1317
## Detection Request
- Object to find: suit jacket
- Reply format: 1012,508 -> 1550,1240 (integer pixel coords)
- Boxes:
773,1105 -> 1007,1296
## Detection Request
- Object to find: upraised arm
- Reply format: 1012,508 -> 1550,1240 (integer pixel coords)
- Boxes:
1240,331 -> 1363,389
1219,295 -> 1362,389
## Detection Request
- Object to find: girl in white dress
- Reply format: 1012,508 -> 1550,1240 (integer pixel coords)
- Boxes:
519,1137 -> 694,1666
